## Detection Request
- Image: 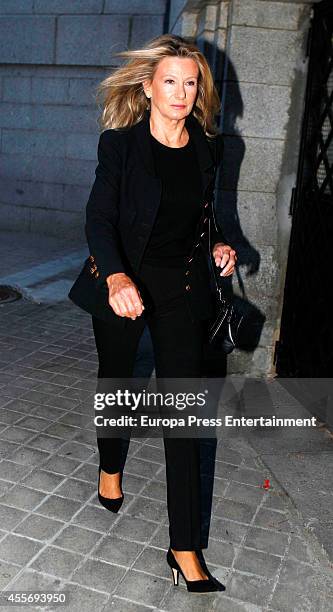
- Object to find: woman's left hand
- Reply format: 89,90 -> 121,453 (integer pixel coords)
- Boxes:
212,243 -> 237,276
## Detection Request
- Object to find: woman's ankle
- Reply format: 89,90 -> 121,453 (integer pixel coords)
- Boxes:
171,548 -> 197,557
101,468 -> 121,476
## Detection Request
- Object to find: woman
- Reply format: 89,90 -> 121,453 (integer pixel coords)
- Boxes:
69,34 -> 237,593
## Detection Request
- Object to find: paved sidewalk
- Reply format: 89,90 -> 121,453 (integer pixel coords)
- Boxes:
0,295 -> 333,612
0,230 -> 86,304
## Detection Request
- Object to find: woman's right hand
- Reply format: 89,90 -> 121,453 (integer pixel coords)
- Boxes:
106,273 -> 145,320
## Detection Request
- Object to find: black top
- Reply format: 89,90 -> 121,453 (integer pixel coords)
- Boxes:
141,133 -> 203,267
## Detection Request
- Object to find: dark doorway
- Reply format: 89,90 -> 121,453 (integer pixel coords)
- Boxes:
275,0 -> 333,376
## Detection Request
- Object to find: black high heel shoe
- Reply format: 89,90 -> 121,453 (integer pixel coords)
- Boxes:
98,465 -> 124,513
166,548 -> 226,593
195,549 -> 226,590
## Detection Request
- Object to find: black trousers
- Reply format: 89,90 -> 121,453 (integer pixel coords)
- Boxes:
91,261 -> 208,550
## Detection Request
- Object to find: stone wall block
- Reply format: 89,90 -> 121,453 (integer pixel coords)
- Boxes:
56,15 -> 129,65
0,16 -> 55,64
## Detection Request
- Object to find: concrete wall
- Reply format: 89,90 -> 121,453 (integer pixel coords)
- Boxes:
0,0 -> 166,239
168,0 -> 313,376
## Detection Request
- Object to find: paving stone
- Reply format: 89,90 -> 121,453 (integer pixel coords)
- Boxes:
223,481 -> 266,506
226,571 -> 274,607
58,412 -> 92,429
149,524 -> 169,550
214,461 -> 240,480
0,503 -> 28,530
0,484 -> 46,511
0,534 -> 43,566
214,498 -> 257,524
30,545 -> 83,579
139,479 -> 167,501
31,404 -> 66,421
270,573 -> 330,611
132,546 -> 171,579
71,429 -> 97,446
56,582 -> 109,612
160,586 -> 218,611
212,477 -> 230,499
0,426 -> 36,445
124,457 -> 163,480
103,596 -> 153,612
37,495 -> 82,521
204,538 -> 236,568
26,433 -> 65,452
13,513 -> 64,541
72,504 -> 117,532
70,462 -> 97,483
0,411 -> 23,426
0,479 -> 12,496
14,414 -> 51,431
213,594 -> 263,611
71,557 -> 126,593
57,440 -> 95,461
216,446 -> 244,466
6,445 -> 50,467
62,388 -> 92,402
243,525 -> 289,557
134,444 -> 165,464
114,569 -> 170,607
110,515 -> 159,545
0,397 -> 14,409
233,547 -> 281,578
0,383 -> 32,399
42,455 -> 81,475
286,534 -> 318,565
0,560 -> 21,590
53,525 -> 101,555
262,489 -> 290,511
230,468 -> 267,487
55,477 -> 95,502
125,495 -> 167,523
210,517 -> 249,545
21,468 -> 65,492
93,534 -> 141,567
33,382 -> 67,395
253,507 -> 293,533
8,567 -> 62,594
278,558 -> 324,585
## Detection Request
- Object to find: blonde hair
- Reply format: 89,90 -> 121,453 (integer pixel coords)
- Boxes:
95,34 -> 221,137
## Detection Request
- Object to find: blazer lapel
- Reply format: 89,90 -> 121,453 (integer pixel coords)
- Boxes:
132,109 -> 216,200
132,109 -> 157,178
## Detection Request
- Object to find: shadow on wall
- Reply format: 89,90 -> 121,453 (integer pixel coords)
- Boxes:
204,42 -> 266,363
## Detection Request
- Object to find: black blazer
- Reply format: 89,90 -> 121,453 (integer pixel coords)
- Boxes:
68,109 -> 227,328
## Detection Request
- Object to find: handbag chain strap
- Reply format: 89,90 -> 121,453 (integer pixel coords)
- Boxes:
207,203 -> 225,300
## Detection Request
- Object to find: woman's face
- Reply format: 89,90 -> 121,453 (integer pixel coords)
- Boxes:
143,56 -> 199,121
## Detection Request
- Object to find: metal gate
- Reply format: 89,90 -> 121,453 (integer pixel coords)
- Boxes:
275,0 -> 333,376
